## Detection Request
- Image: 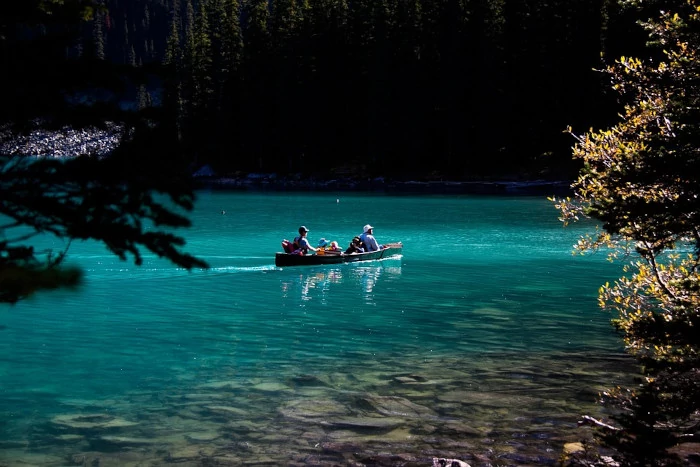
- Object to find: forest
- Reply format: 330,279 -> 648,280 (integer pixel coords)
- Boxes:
4,0 -> 650,180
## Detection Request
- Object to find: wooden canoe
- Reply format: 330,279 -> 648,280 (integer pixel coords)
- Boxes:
275,242 -> 402,267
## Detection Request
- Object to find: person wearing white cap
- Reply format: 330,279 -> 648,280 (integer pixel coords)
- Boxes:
359,224 -> 383,252
294,226 -> 318,254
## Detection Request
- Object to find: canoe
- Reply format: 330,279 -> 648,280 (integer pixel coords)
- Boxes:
275,242 -> 403,267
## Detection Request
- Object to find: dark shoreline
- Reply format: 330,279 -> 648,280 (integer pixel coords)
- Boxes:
0,125 -> 573,196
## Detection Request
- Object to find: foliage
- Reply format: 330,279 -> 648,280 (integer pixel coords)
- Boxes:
553,1 -> 700,464
1,2 -> 207,304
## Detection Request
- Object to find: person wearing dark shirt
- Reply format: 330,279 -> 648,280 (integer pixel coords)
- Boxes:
294,226 -> 318,254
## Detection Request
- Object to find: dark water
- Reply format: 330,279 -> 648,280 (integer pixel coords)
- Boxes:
0,192 -> 638,466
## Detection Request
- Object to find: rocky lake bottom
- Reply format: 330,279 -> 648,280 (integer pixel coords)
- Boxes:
0,349 -> 637,467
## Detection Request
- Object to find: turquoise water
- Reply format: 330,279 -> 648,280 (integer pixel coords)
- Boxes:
0,192 -> 637,466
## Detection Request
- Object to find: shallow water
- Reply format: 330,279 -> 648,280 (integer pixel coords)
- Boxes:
0,191 -> 638,466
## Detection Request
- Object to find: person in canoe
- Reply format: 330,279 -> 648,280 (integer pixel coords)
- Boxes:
294,226 -> 318,254
316,239 -> 342,255
359,224 -> 385,252
344,236 -> 365,254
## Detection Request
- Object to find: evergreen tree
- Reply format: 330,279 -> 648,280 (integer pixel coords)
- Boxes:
163,2 -> 185,143
206,0 -> 244,168
122,13 -> 131,64
137,83 -> 151,109
179,0 -> 198,152
191,0 -> 214,112
385,0 -> 422,170
92,9 -> 106,60
241,0 -> 272,170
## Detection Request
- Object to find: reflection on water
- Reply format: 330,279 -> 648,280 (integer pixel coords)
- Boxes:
281,258 -> 402,302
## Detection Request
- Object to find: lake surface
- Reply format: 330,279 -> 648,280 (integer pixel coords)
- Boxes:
0,191 -> 638,466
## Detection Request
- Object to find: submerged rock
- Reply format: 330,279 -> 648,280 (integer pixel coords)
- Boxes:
184,431 -> 221,443
564,442 -> 585,454
204,405 -> 249,417
393,374 -> 431,384
352,394 -> 438,419
50,413 -> 138,431
94,435 -> 156,446
51,434 -> 85,444
286,374 -> 329,388
251,381 -> 292,392
280,398 -> 349,422
433,458 -> 471,467
320,416 -> 404,431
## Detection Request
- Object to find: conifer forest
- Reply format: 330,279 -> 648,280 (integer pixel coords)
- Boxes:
4,0 -> 651,179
